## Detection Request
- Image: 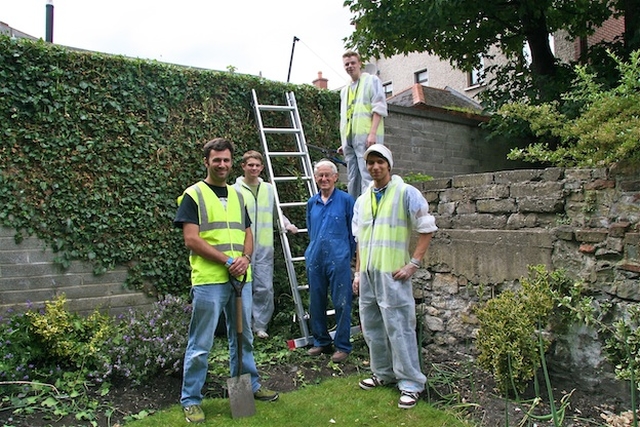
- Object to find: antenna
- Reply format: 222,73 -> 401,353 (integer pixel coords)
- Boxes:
286,36 -> 300,83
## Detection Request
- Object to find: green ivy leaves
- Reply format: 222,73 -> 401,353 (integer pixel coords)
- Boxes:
0,36 -> 340,296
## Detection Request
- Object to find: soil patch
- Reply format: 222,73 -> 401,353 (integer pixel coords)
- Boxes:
0,348 -> 632,427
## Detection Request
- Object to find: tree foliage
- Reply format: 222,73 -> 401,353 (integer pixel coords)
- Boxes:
345,0 -> 612,76
500,50 -> 640,168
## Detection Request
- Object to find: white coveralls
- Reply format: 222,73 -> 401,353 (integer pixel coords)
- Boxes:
339,72 -> 388,198
352,175 -> 438,393
233,177 -> 276,333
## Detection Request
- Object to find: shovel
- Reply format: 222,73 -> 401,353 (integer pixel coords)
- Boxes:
227,274 -> 256,418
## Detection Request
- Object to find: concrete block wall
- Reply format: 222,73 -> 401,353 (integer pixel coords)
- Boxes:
0,226 -> 157,318
384,105 -> 528,179
412,166 -> 640,388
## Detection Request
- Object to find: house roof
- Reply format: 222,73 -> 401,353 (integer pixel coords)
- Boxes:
387,83 -> 488,121
0,21 -> 38,40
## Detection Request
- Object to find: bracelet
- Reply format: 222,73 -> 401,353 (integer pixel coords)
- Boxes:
354,272 -> 360,278
410,258 -> 421,268
242,253 -> 251,262
225,257 -> 234,268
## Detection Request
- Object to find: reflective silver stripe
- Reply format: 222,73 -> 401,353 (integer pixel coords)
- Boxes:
194,185 -> 209,229
194,184 -> 247,232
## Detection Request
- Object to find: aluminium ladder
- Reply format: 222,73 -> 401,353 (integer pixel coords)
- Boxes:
250,89 -> 359,349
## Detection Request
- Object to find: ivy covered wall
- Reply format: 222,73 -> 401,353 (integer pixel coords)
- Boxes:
0,37 -> 340,296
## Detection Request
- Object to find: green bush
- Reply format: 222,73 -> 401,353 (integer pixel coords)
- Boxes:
475,266 -> 572,395
25,295 -> 115,372
102,294 -> 191,384
499,49 -> 640,168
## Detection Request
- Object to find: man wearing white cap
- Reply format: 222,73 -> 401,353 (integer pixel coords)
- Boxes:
351,144 -> 438,409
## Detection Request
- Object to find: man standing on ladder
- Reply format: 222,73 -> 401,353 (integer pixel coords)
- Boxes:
338,50 -> 388,198
234,150 -> 298,339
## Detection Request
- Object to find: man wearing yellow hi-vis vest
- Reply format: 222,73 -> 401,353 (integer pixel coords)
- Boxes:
234,150 -> 298,339
174,138 -> 278,424
339,50 -> 388,198
352,145 -> 437,410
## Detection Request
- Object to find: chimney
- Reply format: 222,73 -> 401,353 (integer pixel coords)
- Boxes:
312,71 -> 328,89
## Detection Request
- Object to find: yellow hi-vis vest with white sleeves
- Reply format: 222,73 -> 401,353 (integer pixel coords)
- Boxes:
177,181 -> 252,285
358,180 -> 409,273
235,179 -> 274,249
340,73 -> 385,144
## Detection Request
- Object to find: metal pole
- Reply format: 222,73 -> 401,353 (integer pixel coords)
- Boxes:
286,36 -> 299,83
45,0 -> 54,43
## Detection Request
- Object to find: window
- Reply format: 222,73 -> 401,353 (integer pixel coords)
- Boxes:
382,81 -> 393,98
414,69 -> 428,85
468,55 -> 484,87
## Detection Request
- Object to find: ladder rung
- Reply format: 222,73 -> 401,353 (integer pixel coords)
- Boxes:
286,326 -> 362,350
279,201 -> 306,208
258,105 -> 295,112
297,285 -> 309,291
273,176 -> 312,183
269,151 -> 306,157
291,256 -> 305,262
263,128 -> 301,134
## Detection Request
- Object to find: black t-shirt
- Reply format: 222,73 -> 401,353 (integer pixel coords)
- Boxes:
174,182 -> 252,229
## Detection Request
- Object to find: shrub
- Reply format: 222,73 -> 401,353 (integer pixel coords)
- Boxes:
0,306 -> 48,383
101,294 -> 191,384
500,49 -> 640,168
25,295 -> 115,373
475,265 -> 572,395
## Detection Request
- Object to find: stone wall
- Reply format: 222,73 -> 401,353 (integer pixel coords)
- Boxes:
414,166 -> 640,388
0,226 -> 156,317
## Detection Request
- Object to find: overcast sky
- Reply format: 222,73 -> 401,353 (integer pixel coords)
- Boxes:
0,0 -> 356,89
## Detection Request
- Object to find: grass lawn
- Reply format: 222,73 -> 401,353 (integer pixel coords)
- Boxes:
124,375 -> 472,426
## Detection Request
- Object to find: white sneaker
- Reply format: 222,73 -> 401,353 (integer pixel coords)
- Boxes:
255,330 -> 269,339
398,391 -> 420,409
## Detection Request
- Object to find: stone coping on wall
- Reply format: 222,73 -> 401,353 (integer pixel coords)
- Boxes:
411,166 -> 639,297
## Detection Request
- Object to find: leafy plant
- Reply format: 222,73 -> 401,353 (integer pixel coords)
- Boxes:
501,49 -> 640,168
404,172 -> 434,183
101,294 -> 192,384
557,292 -> 640,426
25,295 -> 115,373
475,265 -> 572,395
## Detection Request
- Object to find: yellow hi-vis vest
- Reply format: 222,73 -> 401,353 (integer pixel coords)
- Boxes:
235,179 -> 274,249
358,180 -> 409,273
177,181 -> 252,285
340,73 -> 385,143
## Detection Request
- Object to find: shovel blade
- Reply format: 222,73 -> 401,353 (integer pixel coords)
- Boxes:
227,373 -> 256,418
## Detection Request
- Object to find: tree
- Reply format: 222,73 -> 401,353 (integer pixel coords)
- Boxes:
347,0 -> 612,73
345,0 -> 613,100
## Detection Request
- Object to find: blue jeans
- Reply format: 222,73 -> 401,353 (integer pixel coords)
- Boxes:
180,281 -> 260,407
307,259 -> 353,353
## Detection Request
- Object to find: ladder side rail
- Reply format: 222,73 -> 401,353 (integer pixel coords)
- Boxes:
286,92 -> 318,197
251,89 -> 312,343
278,229 -> 311,341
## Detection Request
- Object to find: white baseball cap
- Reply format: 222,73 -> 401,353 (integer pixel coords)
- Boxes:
364,144 -> 393,169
